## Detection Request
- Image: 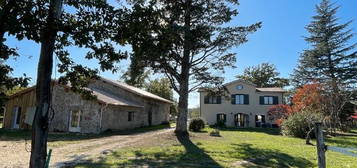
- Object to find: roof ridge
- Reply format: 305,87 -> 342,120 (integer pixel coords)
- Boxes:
99,77 -> 173,104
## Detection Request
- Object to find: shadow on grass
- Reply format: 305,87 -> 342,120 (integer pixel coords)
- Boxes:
73,135 -> 222,168
230,143 -> 314,168
0,123 -> 171,142
212,127 -> 281,136
325,136 -> 357,148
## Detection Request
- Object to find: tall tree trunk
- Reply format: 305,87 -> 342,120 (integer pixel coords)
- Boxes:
176,78 -> 189,135
175,0 -> 191,136
29,0 -> 62,167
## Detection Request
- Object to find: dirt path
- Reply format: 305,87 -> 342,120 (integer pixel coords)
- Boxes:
0,128 -> 174,168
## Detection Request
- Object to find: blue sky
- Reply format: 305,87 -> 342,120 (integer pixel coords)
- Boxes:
5,0 -> 357,108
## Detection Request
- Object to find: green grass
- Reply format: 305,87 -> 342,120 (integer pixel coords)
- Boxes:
74,127 -> 357,168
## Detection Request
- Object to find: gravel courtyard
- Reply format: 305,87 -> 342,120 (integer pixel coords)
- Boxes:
0,128 -> 173,168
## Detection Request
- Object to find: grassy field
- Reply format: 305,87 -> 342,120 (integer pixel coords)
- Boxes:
74,127 -> 357,168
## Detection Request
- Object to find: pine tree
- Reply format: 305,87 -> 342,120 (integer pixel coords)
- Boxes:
291,0 -> 356,131
121,0 -> 261,135
291,0 -> 356,88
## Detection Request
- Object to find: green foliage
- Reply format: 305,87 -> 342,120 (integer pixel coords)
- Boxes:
189,118 -> 205,132
291,0 -> 356,87
123,0 -> 261,93
189,107 -> 200,119
214,120 -> 226,128
122,0 -> 261,133
281,109 -> 323,138
121,70 -> 150,88
236,63 -> 289,87
145,78 -> 173,101
209,129 -> 220,137
1,0 -> 130,100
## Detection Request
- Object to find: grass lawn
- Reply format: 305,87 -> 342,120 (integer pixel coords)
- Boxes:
74,127 -> 357,168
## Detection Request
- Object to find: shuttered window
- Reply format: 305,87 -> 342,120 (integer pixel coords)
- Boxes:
204,96 -> 221,104
231,94 -> 249,105
260,96 -> 278,105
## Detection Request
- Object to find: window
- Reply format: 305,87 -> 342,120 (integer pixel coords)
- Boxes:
128,111 -> 135,121
12,106 -> 22,129
69,110 -> 81,132
204,96 -> 221,104
16,107 -> 22,124
70,110 -> 81,128
260,96 -> 278,105
235,113 -> 248,127
216,113 -> 226,123
255,115 -> 266,127
236,85 -> 243,90
231,94 -> 249,105
264,97 -> 273,105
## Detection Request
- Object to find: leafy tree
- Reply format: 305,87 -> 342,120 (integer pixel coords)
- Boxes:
146,78 -> 173,101
145,78 -> 177,117
0,0 -> 32,107
291,0 -> 356,88
267,104 -> 292,126
291,83 -> 325,113
1,1 -> 129,166
189,107 -> 200,119
236,63 -> 289,88
121,0 -> 261,135
121,69 -> 151,88
291,0 -> 356,131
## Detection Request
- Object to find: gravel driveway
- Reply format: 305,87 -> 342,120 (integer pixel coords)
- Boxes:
0,128 -> 173,168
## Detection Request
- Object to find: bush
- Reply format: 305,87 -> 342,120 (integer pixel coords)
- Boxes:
214,120 -> 226,128
281,109 -> 323,138
189,118 -> 205,132
209,129 -> 220,137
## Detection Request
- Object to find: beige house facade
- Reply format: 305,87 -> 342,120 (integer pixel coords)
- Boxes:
3,78 -> 172,133
199,80 -> 285,128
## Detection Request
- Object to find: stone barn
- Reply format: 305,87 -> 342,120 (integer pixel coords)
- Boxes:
2,78 -> 172,133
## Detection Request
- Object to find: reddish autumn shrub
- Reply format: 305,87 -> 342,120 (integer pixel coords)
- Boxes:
291,83 -> 325,113
267,104 -> 292,126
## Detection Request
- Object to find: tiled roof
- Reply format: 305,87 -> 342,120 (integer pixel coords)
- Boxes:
90,88 -> 143,107
100,78 -> 173,104
256,87 -> 286,92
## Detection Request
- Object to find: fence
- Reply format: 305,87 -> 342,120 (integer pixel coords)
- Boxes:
315,123 -> 357,168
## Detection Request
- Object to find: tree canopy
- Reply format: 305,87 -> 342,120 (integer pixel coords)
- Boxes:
236,63 -> 289,88
1,1 -> 131,166
121,0 -> 261,134
291,0 -> 356,88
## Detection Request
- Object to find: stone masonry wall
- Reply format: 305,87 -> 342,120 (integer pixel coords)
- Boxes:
50,86 -> 102,133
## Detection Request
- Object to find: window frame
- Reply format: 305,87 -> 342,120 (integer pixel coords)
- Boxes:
128,111 -> 135,122
204,95 -> 221,104
231,94 -> 249,105
216,113 -> 226,123
260,96 -> 278,105
236,85 -> 243,90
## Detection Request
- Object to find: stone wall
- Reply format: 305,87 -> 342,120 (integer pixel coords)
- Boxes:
90,79 -> 170,130
4,79 -> 171,133
50,86 -> 102,133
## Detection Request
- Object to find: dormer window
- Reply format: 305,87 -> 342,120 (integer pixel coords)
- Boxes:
236,85 -> 243,90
